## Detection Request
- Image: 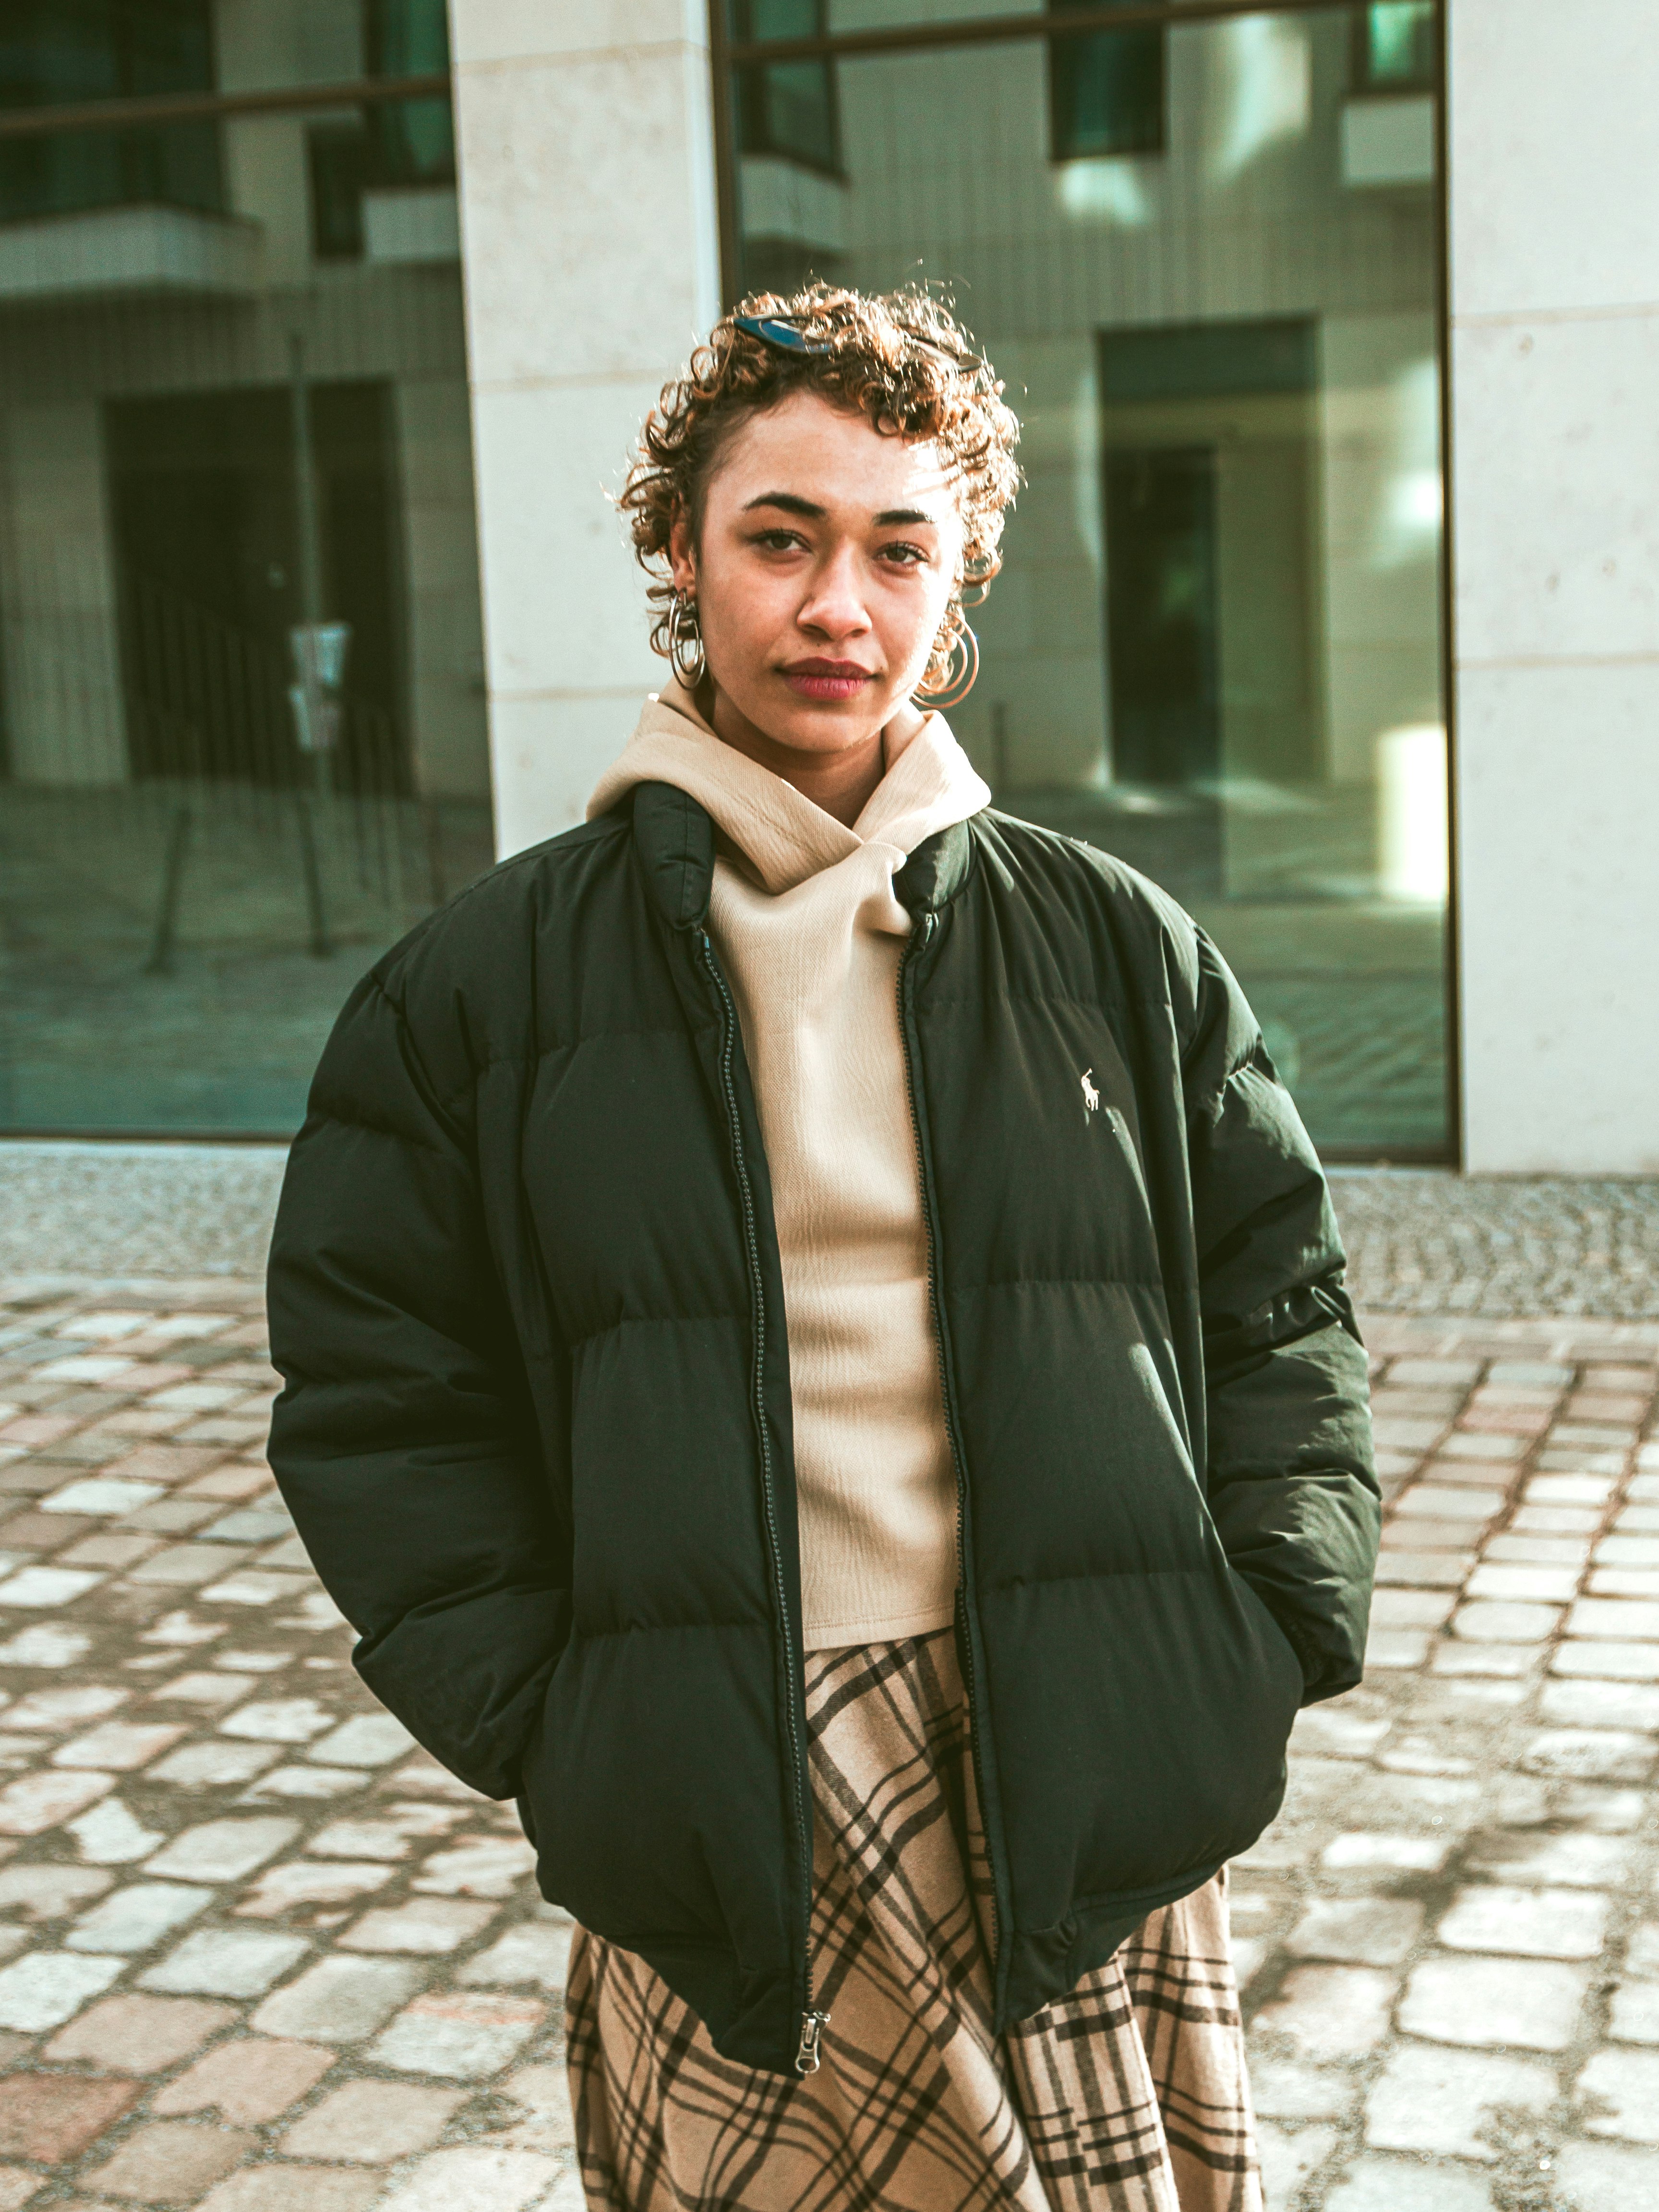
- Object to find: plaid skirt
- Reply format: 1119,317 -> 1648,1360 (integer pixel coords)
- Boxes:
566,1628 -> 1261,2212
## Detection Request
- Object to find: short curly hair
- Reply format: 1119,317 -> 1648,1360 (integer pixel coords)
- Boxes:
620,283 -> 1021,688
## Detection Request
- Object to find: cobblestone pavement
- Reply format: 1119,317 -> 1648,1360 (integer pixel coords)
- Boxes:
1334,1175 -> 1659,1322
0,1279 -> 1657,2211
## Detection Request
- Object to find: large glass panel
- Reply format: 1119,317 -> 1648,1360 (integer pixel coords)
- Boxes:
730,4 -> 1449,1158
0,1 -> 490,1134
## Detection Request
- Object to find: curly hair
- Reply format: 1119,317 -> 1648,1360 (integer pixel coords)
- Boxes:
620,283 -> 1021,689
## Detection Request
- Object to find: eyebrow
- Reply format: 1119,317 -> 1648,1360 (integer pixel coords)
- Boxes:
741,492 -> 943,528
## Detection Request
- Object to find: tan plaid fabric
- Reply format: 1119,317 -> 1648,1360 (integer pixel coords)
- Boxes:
567,1629 -> 1261,2211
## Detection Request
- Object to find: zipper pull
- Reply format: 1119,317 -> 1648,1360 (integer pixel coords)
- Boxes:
794,2008 -> 831,2076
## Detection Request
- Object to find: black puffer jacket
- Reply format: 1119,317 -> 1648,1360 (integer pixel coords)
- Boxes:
266,785 -> 1378,2079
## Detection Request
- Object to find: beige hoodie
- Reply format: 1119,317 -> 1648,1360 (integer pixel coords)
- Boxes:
589,684 -> 991,1648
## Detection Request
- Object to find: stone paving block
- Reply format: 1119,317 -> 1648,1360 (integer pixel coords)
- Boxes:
1552,1638 -> 1659,1682
0,2168 -> 42,2212
1325,2156 -> 1495,2209
52,1721 -> 186,1771
0,1864 -> 113,1920
1555,2140 -> 1659,2212
1255,2119 -> 1337,2204
280,2081 -> 466,2162
1542,1676 -> 1659,1730
235,1861 -> 395,1917
1320,1831 -> 1451,1875
1608,1981 -> 1659,2044
218,1699 -> 333,1744
338,1900 -> 495,1955
1376,1552 -> 1473,1588
43,1993 -> 235,2071
1591,1568 -> 1659,1599
410,1839 -> 538,1899
1250,1965 -> 1395,2059
0,1563 -> 103,1606
307,1714 -> 417,1767
1365,2040 -> 1556,2160
488,2062 -> 574,2152
251,1955 -> 426,2043
194,2170 -> 381,2212
59,1536 -> 160,1570
1372,1588 -> 1458,1629
79,2117 -> 255,2202
66,1797 -> 164,1864
1364,1629 -> 1430,1669
147,1741 -> 283,1789
1395,1487 -> 1503,1523
65,1882 -> 214,1956
1531,1476 -> 1619,1507
144,1671 -> 250,1707
0,2073 -> 141,2160
0,1947 -> 124,2030
1627,1923 -> 1659,1976
1506,1507 -> 1602,1539
1436,1883 -> 1611,1959
1285,1899 -> 1424,1967
374,2145 -> 562,2212
368,1991 -> 545,2079
139,1928 -> 309,1999
144,1817 -> 299,1882
240,1767 -> 370,1803
1453,1600 -> 1565,1644
1400,1953 -> 1588,2050
1431,1641 -> 1539,1678
43,1479 -> 164,1516
1578,2046 -> 1659,2142
1522,1728 -> 1657,1783
125,1544 -> 252,1588
1599,1535 -> 1659,1565
455,1921 -> 571,1991
1467,1563 -> 1582,1603
1467,1828 -> 1634,1887
151,2037 -> 336,2124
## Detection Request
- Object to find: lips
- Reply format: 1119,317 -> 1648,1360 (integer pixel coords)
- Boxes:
782,660 -> 874,702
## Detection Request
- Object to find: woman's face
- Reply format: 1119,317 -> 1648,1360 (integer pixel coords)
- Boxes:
669,390 -> 963,759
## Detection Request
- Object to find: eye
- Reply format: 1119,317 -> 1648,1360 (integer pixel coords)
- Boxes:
750,528 -> 805,553
878,541 -> 928,567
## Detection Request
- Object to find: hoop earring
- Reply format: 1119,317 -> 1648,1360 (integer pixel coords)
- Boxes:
668,591 -> 706,690
914,622 -> 979,711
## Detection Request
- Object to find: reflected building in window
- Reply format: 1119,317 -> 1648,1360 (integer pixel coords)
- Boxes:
725,1 -> 1450,1159
0,0 -> 489,1134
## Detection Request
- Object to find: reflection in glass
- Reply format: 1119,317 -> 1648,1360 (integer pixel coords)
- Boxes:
730,5 -> 1450,1157
0,2 -> 490,1134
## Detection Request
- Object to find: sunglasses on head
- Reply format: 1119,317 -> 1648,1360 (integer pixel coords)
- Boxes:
732,312 -> 981,373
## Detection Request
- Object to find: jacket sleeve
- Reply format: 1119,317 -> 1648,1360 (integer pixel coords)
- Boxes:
1179,926 -> 1380,1706
265,967 -> 567,1798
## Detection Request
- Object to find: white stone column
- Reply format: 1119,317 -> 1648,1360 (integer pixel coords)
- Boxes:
446,2 -> 721,856
1449,0 -> 1659,1172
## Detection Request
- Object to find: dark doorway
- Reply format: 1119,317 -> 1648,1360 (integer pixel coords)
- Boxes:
106,380 -> 406,791
1104,444 -> 1220,786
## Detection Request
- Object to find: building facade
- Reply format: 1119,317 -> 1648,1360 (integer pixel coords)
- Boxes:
0,1 -> 1652,1173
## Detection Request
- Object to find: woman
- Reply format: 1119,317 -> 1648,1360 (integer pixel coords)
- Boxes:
267,286 -> 1378,2212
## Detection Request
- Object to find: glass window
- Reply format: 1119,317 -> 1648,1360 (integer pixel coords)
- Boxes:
733,1 -> 841,176
1048,0 -> 1165,162
0,1 -> 490,1135
725,4 -> 1451,1160
1356,1 -> 1436,92
0,0 -> 222,222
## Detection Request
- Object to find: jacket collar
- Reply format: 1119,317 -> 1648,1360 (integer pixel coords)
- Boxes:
628,781 -> 975,932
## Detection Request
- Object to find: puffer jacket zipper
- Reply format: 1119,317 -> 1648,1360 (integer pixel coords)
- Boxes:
897,909 -> 1003,1996
697,930 -> 827,2077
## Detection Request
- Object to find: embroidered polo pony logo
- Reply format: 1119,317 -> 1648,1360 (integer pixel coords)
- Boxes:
1080,1069 -> 1100,1118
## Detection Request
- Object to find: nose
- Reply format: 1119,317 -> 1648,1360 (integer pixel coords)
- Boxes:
796,541 -> 870,644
